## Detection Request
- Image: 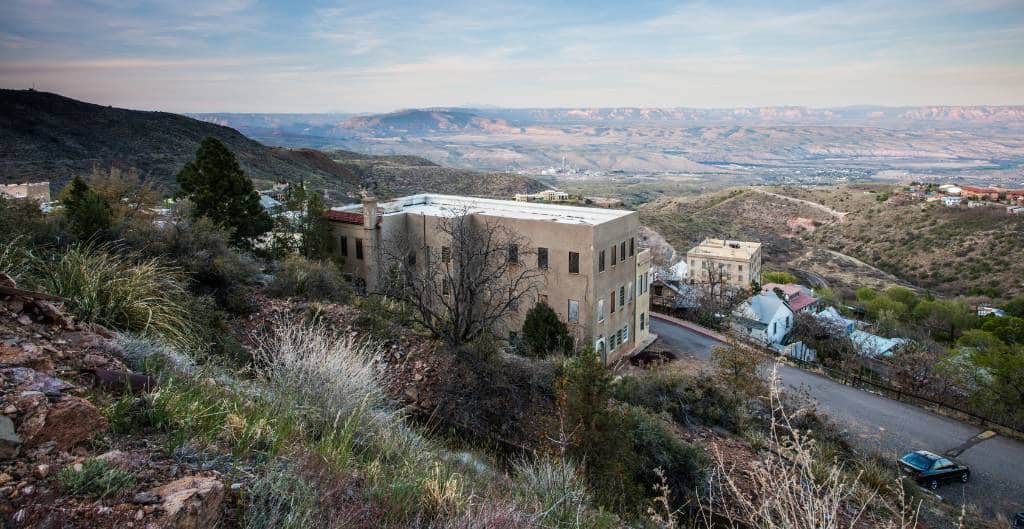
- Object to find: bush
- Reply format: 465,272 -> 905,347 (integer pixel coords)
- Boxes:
619,404 -> 706,508
612,369 -> 749,432
269,255 -> 350,302
761,271 -> 797,284
56,458 -> 135,499
31,243 -> 193,347
521,301 -> 573,357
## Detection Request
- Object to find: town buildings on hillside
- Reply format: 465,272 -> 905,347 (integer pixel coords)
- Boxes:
326,194 -> 653,364
1,182 -> 51,202
686,238 -> 762,289
513,189 -> 570,202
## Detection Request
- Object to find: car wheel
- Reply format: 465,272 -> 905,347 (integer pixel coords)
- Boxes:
929,480 -> 939,491
961,472 -> 969,483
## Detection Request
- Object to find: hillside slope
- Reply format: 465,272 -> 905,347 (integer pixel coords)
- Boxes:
0,90 -> 544,200
641,185 -> 1024,299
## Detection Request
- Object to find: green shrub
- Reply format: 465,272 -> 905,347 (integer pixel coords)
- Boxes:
761,271 -> 797,284
613,369 -> 748,432
270,255 -> 350,302
32,243 -> 193,347
521,301 -> 573,357
619,404 -> 706,508
56,458 -> 135,499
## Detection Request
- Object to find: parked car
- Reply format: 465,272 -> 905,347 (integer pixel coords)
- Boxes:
1013,512 -> 1024,529
898,450 -> 970,490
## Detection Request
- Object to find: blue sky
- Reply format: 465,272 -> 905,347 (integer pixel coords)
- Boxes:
1,0 -> 1023,112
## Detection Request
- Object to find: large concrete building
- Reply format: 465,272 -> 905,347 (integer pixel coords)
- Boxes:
686,238 -> 762,289
0,182 -> 50,202
327,194 -> 652,363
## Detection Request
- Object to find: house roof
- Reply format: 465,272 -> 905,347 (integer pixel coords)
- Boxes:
815,306 -> 857,331
961,186 -> 999,194
734,292 -> 792,325
850,330 -> 906,358
325,210 -> 365,224
259,195 -> 282,210
761,283 -> 818,312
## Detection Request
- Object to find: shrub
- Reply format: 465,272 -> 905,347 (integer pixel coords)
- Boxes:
761,271 -> 797,284
269,255 -> 350,302
56,458 -> 136,499
620,404 -> 706,508
521,301 -> 573,357
711,342 -> 766,397
613,369 -> 749,432
31,243 -> 193,347
60,176 -> 113,240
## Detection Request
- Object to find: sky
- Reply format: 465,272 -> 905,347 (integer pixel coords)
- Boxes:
1,0 -> 1023,113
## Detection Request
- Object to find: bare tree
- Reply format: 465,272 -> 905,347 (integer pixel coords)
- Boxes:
379,210 -> 544,347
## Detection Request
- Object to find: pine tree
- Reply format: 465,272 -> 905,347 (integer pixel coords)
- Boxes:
300,192 -> 333,260
522,301 -> 573,357
176,137 -> 272,247
60,176 -> 112,240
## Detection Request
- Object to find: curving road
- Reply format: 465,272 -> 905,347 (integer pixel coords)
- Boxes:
651,317 -> 1024,517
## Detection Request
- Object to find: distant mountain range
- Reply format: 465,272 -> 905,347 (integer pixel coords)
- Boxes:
0,90 -> 543,200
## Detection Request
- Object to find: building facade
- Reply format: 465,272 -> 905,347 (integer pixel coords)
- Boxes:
686,238 -> 762,289
0,182 -> 50,202
327,194 -> 652,364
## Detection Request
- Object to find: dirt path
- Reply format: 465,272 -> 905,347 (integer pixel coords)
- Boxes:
751,189 -> 848,220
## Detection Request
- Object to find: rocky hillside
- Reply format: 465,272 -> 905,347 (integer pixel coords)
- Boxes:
0,90 -> 545,201
339,109 -> 513,136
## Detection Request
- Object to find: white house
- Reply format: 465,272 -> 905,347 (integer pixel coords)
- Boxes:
731,292 -> 795,346
941,196 -> 963,207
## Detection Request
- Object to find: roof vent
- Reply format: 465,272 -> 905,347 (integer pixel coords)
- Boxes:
728,241 -> 741,249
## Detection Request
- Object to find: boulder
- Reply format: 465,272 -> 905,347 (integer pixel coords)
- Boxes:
0,415 -> 20,459
23,396 -> 108,450
152,476 -> 224,529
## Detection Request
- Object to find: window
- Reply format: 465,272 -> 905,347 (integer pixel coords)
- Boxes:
611,245 -> 617,266
772,321 -> 777,334
627,282 -> 633,303
622,324 -> 629,343
597,299 -> 605,321
441,246 -> 451,263
568,299 -> 579,322
508,244 -> 519,264
738,264 -> 743,272
340,236 -> 348,257
510,331 -> 518,341
610,333 -> 617,349
640,313 -> 646,330
442,278 -> 451,295
538,247 -> 548,269
619,286 -> 625,306
569,252 -> 580,274
599,250 -> 605,272
620,241 -> 626,261
355,238 -> 364,260
653,285 -> 663,297
617,328 -> 624,345
629,237 -> 635,257
610,290 -> 616,313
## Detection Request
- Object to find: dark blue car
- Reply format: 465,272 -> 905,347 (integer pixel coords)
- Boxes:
898,450 -> 969,491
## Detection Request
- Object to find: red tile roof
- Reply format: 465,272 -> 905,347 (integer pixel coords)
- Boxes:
761,283 -> 818,312
960,186 -> 999,194
325,211 -> 364,224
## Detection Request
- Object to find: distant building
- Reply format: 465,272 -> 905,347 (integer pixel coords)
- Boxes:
259,194 -> 283,214
960,186 -> 1000,201
814,306 -> 858,335
978,306 -> 1007,317
1007,190 -> 1024,204
731,292 -> 794,346
761,283 -> 819,313
850,330 -> 906,358
941,196 -> 963,207
514,189 -> 570,202
0,182 -> 50,202
1008,205 -> 1024,215
687,238 -> 762,289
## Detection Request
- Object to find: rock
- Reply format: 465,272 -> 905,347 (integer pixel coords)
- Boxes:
90,368 -> 156,393
132,491 -> 161,505
34,464 -> 49,479
0,345 -> 54,372
82,354 -> 108,368
32,300 -> 74,329
1,367 -> 72,395
7,299 -> 24,314
26,396 -> 108,450
17,314 -> 32,326
152,476 -> 224,529
0,472 -> 11,485
96,449 -> 138,470
3,405 -> 16,415
0,415 -> 20,459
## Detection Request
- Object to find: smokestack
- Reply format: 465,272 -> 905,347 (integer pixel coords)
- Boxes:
361,193 -> 378,229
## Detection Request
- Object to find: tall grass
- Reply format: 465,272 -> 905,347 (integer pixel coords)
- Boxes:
33,243 -> 193,346
0,236 -> 33,283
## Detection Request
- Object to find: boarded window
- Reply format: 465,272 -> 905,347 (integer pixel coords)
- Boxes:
538,247 -> 548,269
569,252 -> 580,274
629,237 -> 635,257
355,239 -> 363,260
508,244 -> 519,264
340,236 -> 348,257
599,250 -> 605,272
568,299 -> 579,322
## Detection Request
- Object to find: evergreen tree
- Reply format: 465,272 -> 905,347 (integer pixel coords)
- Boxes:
176,137 -> 272,246
300,192 -> 333,260
522,301 -> 573,357
60,176 -> 112,240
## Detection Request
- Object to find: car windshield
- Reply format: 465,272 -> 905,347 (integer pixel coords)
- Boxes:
901,452 -> 935,470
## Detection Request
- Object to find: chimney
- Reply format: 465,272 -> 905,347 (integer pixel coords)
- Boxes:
361,193 -> 378,229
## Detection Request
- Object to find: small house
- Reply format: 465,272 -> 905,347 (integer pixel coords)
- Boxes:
941,196 -> 962,207
850,330 -> 906,359
761,283 -> 819,313
731,292 -> 795,346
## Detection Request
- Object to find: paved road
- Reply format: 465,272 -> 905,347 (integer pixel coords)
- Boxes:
651,318 -> 1024,517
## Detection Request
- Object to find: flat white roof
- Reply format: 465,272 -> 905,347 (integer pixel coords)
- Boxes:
334,194 -> 633,226
688,238 -> 761,259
